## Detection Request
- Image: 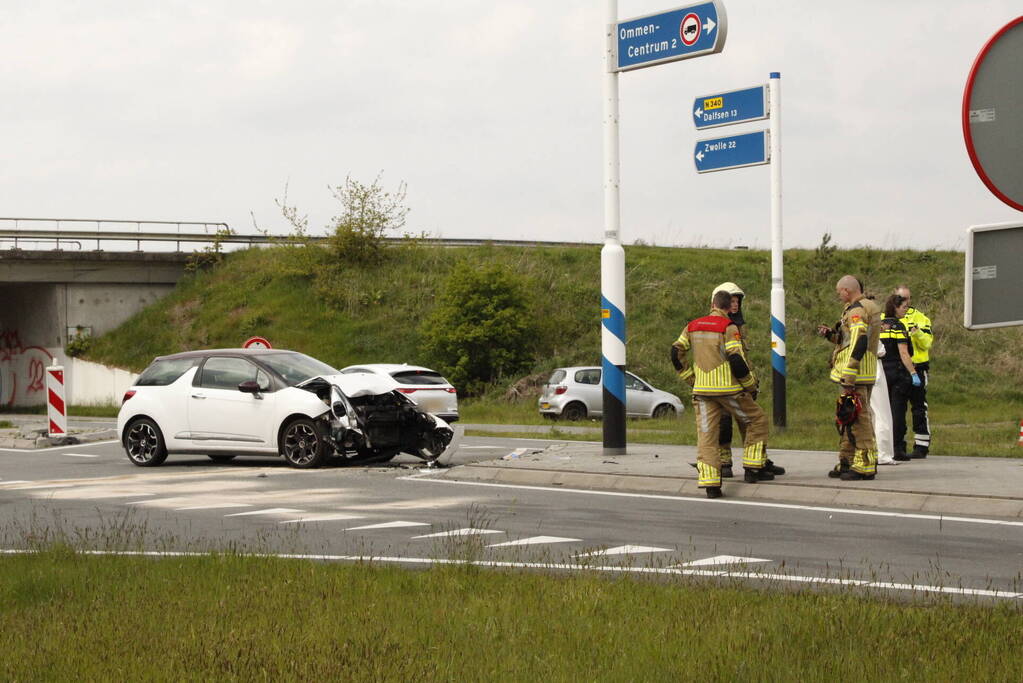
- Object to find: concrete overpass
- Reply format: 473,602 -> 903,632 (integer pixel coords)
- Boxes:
0,219 -> 232,407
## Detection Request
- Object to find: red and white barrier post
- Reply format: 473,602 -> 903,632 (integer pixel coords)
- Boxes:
46,362 -> 67,438
1017,419 -> 1023,447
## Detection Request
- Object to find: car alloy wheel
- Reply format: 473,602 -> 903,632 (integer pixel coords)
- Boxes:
280,418 -> 327,468
125,418 -> 168,467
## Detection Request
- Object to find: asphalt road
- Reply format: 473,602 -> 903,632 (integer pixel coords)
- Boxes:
3,435 -> 1022,601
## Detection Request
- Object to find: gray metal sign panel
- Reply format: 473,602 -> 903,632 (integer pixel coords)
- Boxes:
963,17 -> 1023,211
964,221 -> 1023,329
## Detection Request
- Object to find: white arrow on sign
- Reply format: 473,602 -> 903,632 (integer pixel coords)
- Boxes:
678,554 -> 770,567
694,107 -> 703,118
703,17 -> 717,33
695,150 -> 705,162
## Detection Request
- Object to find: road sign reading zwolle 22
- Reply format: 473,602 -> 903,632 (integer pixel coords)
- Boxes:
693,84 -> 768,130
694,130 -> 770,173
614,0 -> 727,72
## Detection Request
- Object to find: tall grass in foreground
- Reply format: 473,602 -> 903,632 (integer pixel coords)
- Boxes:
1,549 -> 1021,680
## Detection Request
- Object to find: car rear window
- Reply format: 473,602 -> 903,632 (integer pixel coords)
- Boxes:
135,358 -> 199,386
575,369 -> 601,385
391,370 -> 449,386
547,370 -> 566,385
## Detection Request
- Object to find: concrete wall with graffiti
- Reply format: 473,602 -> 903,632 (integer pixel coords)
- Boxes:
0,330 -> 60,408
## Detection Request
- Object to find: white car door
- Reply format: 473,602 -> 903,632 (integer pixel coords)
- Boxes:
573,368 -> 604,416
187,356 -> 277,448
625,373 -> 655,417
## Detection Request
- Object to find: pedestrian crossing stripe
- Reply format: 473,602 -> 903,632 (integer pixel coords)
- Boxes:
678,554 -> 770,566
225,508 -> 304,517
345,521 -> 431,530
175,503 -> 252,511
574,545 -> 673,557
412,528 -> 503,539
279,514 -> 366,524
487,536 -> 581,548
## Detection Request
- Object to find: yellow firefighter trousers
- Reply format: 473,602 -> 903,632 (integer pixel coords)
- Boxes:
838,384 -> 877,476
693,393 -> 769,487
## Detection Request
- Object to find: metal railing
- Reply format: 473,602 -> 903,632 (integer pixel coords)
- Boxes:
0,217 -> 604,253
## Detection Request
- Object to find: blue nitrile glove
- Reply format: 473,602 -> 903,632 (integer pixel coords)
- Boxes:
911,373 -> 921,387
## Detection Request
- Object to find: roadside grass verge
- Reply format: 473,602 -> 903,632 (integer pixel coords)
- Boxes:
2,546 -> 1021,679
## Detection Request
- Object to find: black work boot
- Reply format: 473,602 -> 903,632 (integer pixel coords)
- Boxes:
763,459 -> 786,475
840,469 -> 875,481
705,486 -> 723,499
720,464 -> 733,478
893,450 -> 911,462
828,461 -> 851,478
744,467 -> 774,483
910,446 -> 928,459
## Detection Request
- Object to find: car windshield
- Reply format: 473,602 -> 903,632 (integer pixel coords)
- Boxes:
258,352 -> 338,386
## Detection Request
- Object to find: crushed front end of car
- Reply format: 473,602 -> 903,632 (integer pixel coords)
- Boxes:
298,375 -> 456,464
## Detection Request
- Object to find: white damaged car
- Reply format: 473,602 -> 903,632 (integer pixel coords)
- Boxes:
117,349 -> 457,468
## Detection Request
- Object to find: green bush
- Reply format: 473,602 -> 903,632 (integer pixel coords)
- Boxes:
420,262 -> 537,395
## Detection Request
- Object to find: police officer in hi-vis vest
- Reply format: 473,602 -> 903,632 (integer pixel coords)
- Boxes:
672,288 -> 773,499
817,275 -> 883,480
894,285 -> 933,458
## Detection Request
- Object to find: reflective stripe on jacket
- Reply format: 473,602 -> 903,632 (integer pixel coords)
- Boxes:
829,296 -> 881,385
673,310 -> 755,396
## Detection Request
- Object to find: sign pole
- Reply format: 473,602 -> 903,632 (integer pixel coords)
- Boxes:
768,72 -> 786,428
601,0 -> 626,456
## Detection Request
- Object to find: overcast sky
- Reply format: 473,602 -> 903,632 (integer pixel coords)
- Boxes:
3,1 -> 1021,250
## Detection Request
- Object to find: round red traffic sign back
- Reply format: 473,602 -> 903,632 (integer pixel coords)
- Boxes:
243,336 -> 272,349
963,15 -> 1023,211
680,13 -> 701,46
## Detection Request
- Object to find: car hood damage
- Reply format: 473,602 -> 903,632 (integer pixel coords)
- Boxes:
298,374 -> 457,464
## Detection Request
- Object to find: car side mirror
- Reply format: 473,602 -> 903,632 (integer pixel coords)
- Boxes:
238,380 -> 262,396
332,401 -> 346,417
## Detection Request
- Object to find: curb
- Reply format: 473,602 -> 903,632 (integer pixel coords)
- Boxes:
437,464 -> 1023,519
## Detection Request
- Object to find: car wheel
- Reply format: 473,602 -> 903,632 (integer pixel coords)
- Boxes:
124,418 -> 168,467
416,431 -> 452,462
279,418 -> 328,469
207,455 -> 236,464
561,402 -> 587,421
652,404 -> 676,419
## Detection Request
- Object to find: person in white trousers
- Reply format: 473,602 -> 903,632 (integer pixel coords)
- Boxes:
871,338 -> 897,465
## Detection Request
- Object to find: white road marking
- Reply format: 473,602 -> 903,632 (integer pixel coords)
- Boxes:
679,555 -> 771,567
175,503 -> 252,511
460,446 -> 506,450
345,521 -> 431,531
0,440 -> 118,453
575,545 -> 673,558
403,477 -> 1023,528
5,548 -> 1014,601
279,514 -> 366,524
63,453 -> 100,458
85,492 -> 155,499
125,498 -> 190,506
488,536 -> 581,548
412,528 -> 504,539
225,508 -> 304,517
3,483 -> 77,490
0,480 -> 31,485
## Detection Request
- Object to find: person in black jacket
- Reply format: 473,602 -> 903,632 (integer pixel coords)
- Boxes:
880,294 -> 920,462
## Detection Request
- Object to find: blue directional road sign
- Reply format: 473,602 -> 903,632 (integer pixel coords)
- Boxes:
694,130 -> 769,173
615,0 -> 727,72
693,84 -> 768,130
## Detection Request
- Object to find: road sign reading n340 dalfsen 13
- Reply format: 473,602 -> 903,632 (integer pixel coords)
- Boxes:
614,0 -> 727,72
693,84 -> 768,130
694,130 -> 770,173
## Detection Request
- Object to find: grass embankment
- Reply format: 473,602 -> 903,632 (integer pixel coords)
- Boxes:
84,243 -> 1023,456
2,549 -> 1020,679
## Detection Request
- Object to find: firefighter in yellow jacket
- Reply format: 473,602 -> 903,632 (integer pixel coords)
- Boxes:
672,288 -> 772,499
817,275 -> 882,480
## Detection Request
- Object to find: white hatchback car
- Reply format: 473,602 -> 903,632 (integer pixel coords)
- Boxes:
538,366 -> 684,421
117,349 -> 456,469
338,364 -> 458,423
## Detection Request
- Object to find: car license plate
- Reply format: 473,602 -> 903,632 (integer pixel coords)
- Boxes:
541,402 -> 550,409
419,396 -> 445,412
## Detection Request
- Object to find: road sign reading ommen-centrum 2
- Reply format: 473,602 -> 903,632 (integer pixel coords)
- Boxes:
693,84 -> 768,129
694,130 -> 769,173
614,0 -> 727,72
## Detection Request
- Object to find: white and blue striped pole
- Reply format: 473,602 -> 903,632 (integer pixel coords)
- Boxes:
602,0 -> 626,455
769,71 -> 787,427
